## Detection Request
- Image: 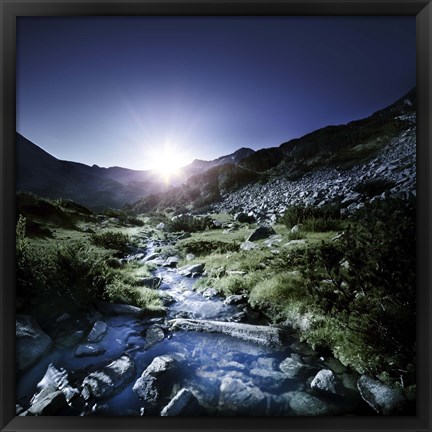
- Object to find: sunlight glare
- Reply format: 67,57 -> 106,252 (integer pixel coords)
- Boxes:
148,142 -> 191,183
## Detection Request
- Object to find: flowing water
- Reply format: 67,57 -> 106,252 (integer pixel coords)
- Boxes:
16,242 -> 375,416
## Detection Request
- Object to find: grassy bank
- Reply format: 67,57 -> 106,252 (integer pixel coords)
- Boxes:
174,199 -> 416,396
16,193 -> 165,317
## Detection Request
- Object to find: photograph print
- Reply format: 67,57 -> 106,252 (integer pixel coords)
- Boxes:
15,16 -> 416,416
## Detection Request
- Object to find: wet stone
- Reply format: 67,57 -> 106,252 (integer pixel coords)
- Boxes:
219,377 -> 267,415
144,326 -> 165,349
82,355 -> 136,400
288,391 -> 334,416
279,357 -> 313,380
27,390 -> 67,416
250,368 -> 290,391
311,369 -> 345,397
161,388 -> 202,416
75,343 -> 106,358
87,321 -> 108,343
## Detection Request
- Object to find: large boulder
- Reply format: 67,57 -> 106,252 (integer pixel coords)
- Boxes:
138,276 -> 162,289
247,224 -> 276,242
133,355 -> 182,408
357,375 -> 407,415
16,315 -> 53,372
311,369 -> 345,397
169,318 -> 284,347
160,388 -> 201,416
81,355 -> 135,400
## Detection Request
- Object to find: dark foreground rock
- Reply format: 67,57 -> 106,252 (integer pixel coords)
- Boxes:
288,391 -> 335,416
81,355 -> 135,400
357,375 -> 407,415
169,318 -> 285,347
160,388 -> 202,416
36,364 -> 79,403
26,390 -> 67,416
133,355 -> 184,409
16,315 -> 53,372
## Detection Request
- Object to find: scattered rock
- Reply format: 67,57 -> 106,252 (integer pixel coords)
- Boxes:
250,368 -> 289,391
291,224 -> 302,233
279,357 -> 313,379
163,256 -> 180,268
240,240 -> 257,251
55,330 -> 84,348
311,369 -> 345,397
144,326 -> 165,349
87,321 -> 108,343
219,377 -> 267,415
143,252 -> 161,262
138,276 -> 162,289
177,232 -> 191,240
202,288 -> 218,298
179,263 -> 205,277
357,375 -> 407,415
256,357 -> 278,370
156,222 -> 165,230
224,294 -> 245,305
16,315 -> 53,372
161,388 -> 202,416
186,253 -> 196,261
82,355 -> 135,400
247,224 -> 276,241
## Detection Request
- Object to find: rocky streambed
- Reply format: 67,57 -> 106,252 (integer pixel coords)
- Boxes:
16,238 -> 408,416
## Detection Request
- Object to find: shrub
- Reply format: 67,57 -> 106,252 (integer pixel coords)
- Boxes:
166,214 -> 214,233
286,197 -> 416,383
180,239 -> 239,256
353,178 -> 396,198
91,231 -> 130,254
280,204 -> 343,232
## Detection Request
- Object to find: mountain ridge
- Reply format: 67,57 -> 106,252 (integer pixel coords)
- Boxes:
16,86 -> 415,212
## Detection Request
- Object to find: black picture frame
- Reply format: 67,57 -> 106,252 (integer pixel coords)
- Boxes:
1,1 -> 431,431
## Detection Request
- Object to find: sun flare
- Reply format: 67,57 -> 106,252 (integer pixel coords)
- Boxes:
148,143 -> 190,183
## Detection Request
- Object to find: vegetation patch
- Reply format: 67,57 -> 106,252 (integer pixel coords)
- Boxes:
91,231 -> 130,254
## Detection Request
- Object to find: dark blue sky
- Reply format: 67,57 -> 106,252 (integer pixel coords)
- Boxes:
16,16 -> 416,170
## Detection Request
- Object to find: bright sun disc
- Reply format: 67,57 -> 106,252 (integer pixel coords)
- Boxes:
149,143 -> 190,183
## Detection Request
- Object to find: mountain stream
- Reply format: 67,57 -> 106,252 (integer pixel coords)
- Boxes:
16,240 -> 375,416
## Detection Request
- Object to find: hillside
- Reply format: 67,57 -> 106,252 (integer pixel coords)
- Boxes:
16,135 -> 255,210
128,87 -> 416,215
